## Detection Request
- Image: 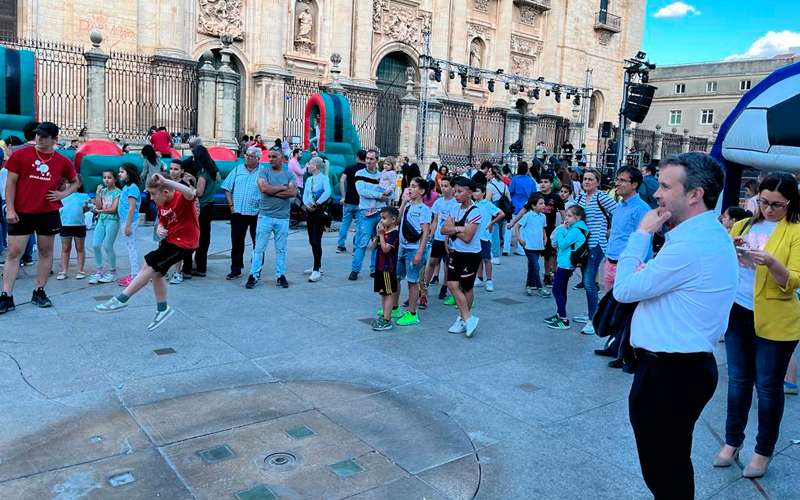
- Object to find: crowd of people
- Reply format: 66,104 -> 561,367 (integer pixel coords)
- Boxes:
1,121 -> 799,496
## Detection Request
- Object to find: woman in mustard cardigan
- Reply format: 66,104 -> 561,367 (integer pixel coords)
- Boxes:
713,173 -> 800,478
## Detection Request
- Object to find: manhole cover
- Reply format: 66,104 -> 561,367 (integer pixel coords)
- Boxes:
263,451 -> 298,472
153,348 -> 176,356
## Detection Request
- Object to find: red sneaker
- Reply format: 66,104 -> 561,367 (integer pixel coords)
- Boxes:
418,295 -> 428,310
117,275 -> 133,287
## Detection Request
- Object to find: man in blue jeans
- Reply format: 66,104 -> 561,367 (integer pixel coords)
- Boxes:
337,150 -> 365,253
246,150 -> 296,289
349,149 -> 390,280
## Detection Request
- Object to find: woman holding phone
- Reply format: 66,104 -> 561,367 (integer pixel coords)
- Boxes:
714,172 -> 800,478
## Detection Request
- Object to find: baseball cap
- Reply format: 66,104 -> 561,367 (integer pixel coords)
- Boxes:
34,122 -> 59,138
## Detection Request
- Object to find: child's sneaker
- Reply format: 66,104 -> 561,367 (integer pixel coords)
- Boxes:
88,271 -> 103,284
438,285 -> 448,300
448,317 -> 466,334
56,271 -> 68,280
526,286 -> 536,296
169,272 -> 184,285
75,271 -> 87,280
396,311 -> 420,326
376,307 -> 403,319
98,271 -> 116,283
147,305 -> 174,331
539,288 -> 552,298
475,278 -> 484,287
418,295 -> 428,309
372,318 -> 393,331
443,295 -> 456,306
543,314 -> 559,325
117,275 -> 133,287
95,296 -> 128,313
485,280 -> 494,292
546,317 -> 571,330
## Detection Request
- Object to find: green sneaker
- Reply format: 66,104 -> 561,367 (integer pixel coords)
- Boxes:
543,314 -> 559,325
376,307 -> 403,319
546,317 -> 571,330
372,318 -> 394,331
396,310 -> 420,326
443,295 -> 456,306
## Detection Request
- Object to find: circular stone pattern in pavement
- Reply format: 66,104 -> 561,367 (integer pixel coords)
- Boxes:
0,381 -> 481,499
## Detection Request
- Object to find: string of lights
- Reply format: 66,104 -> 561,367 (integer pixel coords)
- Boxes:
419,54 -> 592,107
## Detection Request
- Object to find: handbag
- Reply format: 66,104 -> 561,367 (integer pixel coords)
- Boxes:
401,205 -> 423,243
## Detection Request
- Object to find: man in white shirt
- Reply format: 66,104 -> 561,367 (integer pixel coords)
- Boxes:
613,152 -> 737,499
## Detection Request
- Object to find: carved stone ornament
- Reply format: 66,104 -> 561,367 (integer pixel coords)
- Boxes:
519,5 -> 537,25
510,35 -> 543,56
198,0 -> 244,39
597,31 -> 613,46
373,0 -> 388,32
467,22 -> 493,42
378,3 -> 432,48
474,0 -> 489,13
511,55 -> 534,76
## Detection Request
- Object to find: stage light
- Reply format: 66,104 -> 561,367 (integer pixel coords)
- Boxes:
538,76 -> 545,82
636,51 -> 647,60
554,89 -> 561,103
566,92 -> 572,99
527,89 -> 535,99
504,82 -> 510,90
488,80 -> 495,92
545,89 -> 551,96
641,72 -> 649,84
474,76 -> 481,84
433,65 -> 442,82
460,71 -> 468,88
449,71 -> 455,79
573,95 -> 581,106
533,88 -> 540,100
519,85 -> 525,93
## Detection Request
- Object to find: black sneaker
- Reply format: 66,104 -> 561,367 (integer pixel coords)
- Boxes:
348,271 -> 359,281
608,359 -> 624,369
438,285 -> 448,300
31,288 -> 52,308
226,271 -> 242,280
277,275 -> 289,288
430,276 -> 439,285
573,282 -> 584,290
336,246 -> 347,254
594,348 -> 615,358
245,275 -> 258,289
0,293 -> 15,314
183,273 -> 193,280
191,271 -> 206,277
369,272 -> 375,278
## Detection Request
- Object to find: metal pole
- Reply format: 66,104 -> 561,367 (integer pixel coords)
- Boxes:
615,70 -> 629,172
580,68 -> 592,146
468,108 -> 476,165
415,32 -> 432,163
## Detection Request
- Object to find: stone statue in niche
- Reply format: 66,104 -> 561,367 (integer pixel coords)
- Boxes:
469,39 -> 483,68
294,1 -> 316,54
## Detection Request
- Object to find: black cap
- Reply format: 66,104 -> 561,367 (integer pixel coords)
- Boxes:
34,122 -> 59,138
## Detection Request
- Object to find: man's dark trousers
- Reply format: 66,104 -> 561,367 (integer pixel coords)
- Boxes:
629,350 -> 717,499
230,213 -> 258,274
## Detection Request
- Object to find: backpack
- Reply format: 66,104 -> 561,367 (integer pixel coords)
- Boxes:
570,227 -> 590,268
491,180 -> 514,221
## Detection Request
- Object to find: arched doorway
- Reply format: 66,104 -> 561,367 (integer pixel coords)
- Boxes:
202,49 -> 245,138
375,51 -> 413,156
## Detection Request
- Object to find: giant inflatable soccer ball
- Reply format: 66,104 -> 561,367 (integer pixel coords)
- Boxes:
713,60 -> 800,209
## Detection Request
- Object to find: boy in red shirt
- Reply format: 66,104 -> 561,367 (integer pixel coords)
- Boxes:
1,122 -> 79,314
149,126 -> 172,157
95,173 -> 198,331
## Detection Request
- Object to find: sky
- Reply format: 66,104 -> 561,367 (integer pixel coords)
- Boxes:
642,1 -> 800,66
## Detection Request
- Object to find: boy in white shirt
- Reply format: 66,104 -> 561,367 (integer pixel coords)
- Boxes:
425,176 -> 457,300
514,193 -> 550,296
473,184 -> 505,292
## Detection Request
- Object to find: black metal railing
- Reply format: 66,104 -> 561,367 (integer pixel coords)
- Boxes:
662,132 -> 683,157
283,77 -> 321,143
595,11 -> 622,31
0,35 -> 88,137
689,136 -> 709,152
535,114 -> 570,155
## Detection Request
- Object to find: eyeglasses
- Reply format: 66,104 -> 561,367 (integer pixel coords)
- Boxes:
758,198 -> 788,210
615,177 -> 632,184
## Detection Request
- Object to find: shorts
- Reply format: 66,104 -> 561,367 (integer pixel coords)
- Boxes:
8,211 -> 62,236
430,239 -> 447,259
374,270 -> 398,296
446,250 -> 481,292
145,240 -> 195,276
397,246 -> 424,283
60,225 -> 87,238
480,240 -> 492,261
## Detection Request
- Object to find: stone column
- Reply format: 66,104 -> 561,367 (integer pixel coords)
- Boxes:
421,98 -> 442,165
653,125 -> 663,161
681,128 -> 691,153
83,31 -> 109,139
399,70 -> 419,158
498,106 -> 520,159
252,70 -> 291,142
522,114 -> 537,156
351,0 -> 373,82
214,41 -> 240,147
196,52 -> 217,142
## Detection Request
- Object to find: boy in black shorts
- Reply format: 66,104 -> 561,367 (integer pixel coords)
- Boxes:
372,207 -> 400,331
95,174 -> 198,331
441,177 -> 483,338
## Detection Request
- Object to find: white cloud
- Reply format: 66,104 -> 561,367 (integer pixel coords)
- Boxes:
726,30 -> 800,60
653,2 -> 701,18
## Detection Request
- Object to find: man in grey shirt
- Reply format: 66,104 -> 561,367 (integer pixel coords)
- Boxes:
246,149 -> 296,289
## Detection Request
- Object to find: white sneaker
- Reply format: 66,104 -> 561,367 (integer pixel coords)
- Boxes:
169,272 -> 183,285
465,316 -> 479,338
581,323 -> 596,335
448,317 -> 466,334
485,280 -> 494,292
309,270 -> 322,282
88,272 -> 103,284
98,272 -> 116,283
475,278 -> 484,287
95,296 -> 128,313
491,258 -> 500,265
56,272 -> 68,280
147,305 -> 174,331
302,268 -> 323,275
573,315 -> 590,324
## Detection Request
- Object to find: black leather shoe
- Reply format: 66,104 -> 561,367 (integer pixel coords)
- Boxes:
348,271 -> 358,281
31,288 -> 52,308
226,272 -> 242,280
608,359 -> 624,369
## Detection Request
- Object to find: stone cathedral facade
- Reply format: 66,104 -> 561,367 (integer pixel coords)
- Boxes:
13,0 -> 645,155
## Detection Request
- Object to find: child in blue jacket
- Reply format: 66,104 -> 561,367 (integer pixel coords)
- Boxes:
545,205 -> 588,330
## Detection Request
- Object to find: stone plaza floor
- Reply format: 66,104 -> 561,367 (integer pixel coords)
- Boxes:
1,221 -> 799,499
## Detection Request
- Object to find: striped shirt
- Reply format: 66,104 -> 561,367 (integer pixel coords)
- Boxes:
575,191 -> 617,251
221,164 -> 263,216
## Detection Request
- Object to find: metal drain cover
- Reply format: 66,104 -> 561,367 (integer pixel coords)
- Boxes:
263,451 -> 298,472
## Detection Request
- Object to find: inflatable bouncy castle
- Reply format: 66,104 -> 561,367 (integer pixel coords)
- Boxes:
0,47 -> 37,141
300,92 -> 363,198
713,60 -> 800,210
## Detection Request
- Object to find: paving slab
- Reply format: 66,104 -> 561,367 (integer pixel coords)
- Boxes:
346,475 -> 450,500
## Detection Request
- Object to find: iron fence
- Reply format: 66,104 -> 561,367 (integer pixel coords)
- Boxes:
689,136 -> 709,152
283,77 -> 321,144
535,114 -> 570,154
629,127 -> 655,161
662,132 -> 683,157
347,85 -> 381,152
105,52 -> 199,142
0,36 -> 87,137
438,102 -> 507,167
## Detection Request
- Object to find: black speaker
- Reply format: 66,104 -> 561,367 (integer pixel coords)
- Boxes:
623,84 -> 656,123
600,121 -> 613,138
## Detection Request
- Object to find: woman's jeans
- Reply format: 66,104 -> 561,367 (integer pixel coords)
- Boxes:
725,303 -> 799,456
552,267 -> 574,318
581,245 -> 605,319
93,217 -> 120,269
524,249 -> 543,288
307,211 -> 325,271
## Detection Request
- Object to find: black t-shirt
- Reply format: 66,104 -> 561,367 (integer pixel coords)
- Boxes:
342,162 -> 364,205
540,190 -> 564,230
472,171 -> 488,185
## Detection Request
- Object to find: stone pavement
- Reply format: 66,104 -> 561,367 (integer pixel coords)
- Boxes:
0,221 -> 798,499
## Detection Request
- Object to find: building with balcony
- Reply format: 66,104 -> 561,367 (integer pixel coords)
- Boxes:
641,53 -> 799,141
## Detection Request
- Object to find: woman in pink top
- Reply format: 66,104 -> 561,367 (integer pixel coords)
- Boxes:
288,148 -> 305,189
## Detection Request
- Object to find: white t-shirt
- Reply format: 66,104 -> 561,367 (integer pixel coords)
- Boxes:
487,179 -> 505,203
476,199 -> 502,241
518,211 -> 547,250
449,202 -> 483,253
734,220 -> 777,310
400,201 -> 432,250
431,196 -> 457,241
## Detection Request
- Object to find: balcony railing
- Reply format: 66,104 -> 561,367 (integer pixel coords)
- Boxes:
594,11 -> 622,33
514,0 -> 551,11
